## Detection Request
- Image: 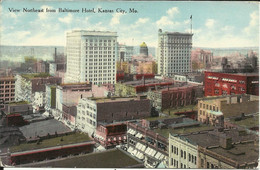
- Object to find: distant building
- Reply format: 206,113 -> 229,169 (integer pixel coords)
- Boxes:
157,29 -> 193,76
35,60 -> 49,73
15,73 -> 61,103
115,78 -> 174,97
204,71 -> 259,96
76,96 -> 151,135
191,48 -> 213,70
0,76 -> 15,110
197,94 -> 259,126
140,42 -> 148,57
65,30 -> 117,85
118,44 -> 134,61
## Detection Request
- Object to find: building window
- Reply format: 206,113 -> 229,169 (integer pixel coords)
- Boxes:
181,150 -> 183,157
174,159 -> 176,167
171,145 -> 174,153
189,153 -> 191,162
184,151 -> 186,159
171,158 -> 173,166
201,159 -> 204,167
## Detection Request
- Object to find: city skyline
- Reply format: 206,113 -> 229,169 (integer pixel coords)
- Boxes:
0,1 -> 259,48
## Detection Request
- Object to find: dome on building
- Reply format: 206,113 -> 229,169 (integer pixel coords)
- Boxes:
140,42 -> 148,57
140,42 -> 147,48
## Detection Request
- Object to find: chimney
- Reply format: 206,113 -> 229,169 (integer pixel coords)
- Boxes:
219,134 -> 233,149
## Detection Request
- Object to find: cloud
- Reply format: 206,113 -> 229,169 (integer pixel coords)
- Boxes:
9,12 -> 17,19
244,11 -> 259,35
58,13 -> 73,24
38,5 -> 55,20
136,18 -> 149,25
156,7 -> 180,29
167,7 -> 179,18
205,19 -> 215,28
16,31 -> 31,39
110,13 -> 123,26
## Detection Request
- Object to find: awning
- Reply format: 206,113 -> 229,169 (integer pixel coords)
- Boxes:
127,147 -> 134,153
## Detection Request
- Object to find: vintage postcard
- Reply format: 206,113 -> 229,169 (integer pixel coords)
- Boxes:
0,0 -> 259,169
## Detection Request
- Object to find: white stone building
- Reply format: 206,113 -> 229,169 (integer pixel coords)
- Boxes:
169,133 -> 198,169
65,30 -> 118,85
76,98 -> 97,135
157,29 -> 193,76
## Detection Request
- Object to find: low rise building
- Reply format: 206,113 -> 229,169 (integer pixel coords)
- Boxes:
22,148 -> 144,168
204,71 -> 259,96
94,122 -> 127,148
126,117 -> 214,168
147,84 -> 203,111
169,128 -> 258,169
198,140 -> 258,169
3,101 -> 33,115
76,96 -> 151,135
197,94 -> 259,126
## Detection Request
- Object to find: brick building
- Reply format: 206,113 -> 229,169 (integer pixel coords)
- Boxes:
204,71 -> 259,96
76,96 -> 151,135
147,84 -> 203,111
94,122 -> 127,148
197,94 -> 259,126
0,76 -> 15,110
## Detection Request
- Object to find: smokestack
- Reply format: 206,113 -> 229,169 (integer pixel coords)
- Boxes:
54,47 -> 57,62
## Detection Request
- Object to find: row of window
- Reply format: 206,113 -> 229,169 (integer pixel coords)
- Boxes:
171,146 -> 197,164
0,85 -> 15,88
0,94 -> 15,97
200,103 -> 218,112
0,81 -> 15,84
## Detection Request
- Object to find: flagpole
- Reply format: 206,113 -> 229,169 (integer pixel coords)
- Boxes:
190,15 -> 192,34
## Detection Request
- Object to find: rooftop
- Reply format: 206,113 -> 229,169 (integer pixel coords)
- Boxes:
145,105 -> 197,121
208,141 -> 259,165
155,124 -> 214,138
28,149 -> 143,168
228,114 -> 259,129
10,132 -> 91,153
171,128 -> 257,148
87,96 -> 143,103
122,78 -> 173,86
205,71 -> 259,77
8,101 -> 29,105
19,119 -> 71,139
21,73 -> 51,80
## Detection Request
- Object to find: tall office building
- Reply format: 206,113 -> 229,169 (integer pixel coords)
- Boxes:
157,29 -> 193,76
65,30 -> 118,85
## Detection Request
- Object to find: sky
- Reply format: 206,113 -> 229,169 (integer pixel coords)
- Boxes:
0,1 -> 259,48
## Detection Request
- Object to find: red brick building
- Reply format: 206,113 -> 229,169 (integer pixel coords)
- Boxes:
95,122 -> 127,148
204,72 -> 259,96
